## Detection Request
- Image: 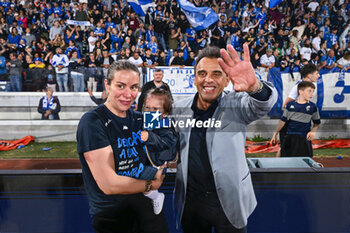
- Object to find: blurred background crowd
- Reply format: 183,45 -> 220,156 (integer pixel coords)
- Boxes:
0,0 -> 349,92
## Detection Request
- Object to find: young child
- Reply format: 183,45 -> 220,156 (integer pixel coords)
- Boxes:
271,81 -> 321,157
139,88 -> 178,215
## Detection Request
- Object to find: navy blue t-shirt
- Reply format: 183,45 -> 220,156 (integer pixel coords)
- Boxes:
77,105 -> 147,215
281,100 -> 321,137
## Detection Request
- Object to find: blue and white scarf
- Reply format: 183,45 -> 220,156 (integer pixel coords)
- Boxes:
43,96 -> 54,110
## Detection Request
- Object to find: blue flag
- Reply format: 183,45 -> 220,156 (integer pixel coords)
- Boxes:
127,0 -> 155,16
265,0 -> 283,8
177,0 -> 218,31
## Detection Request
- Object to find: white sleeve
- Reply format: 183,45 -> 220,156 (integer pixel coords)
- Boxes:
288,85 -> 298,100
51,55 -> 57,66
271,56 -> 275,63
260,55 -> 267,65
63,55 -> 70,67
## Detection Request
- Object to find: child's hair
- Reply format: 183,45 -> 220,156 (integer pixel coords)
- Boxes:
144,88 -> 172,114
300,63 -> 317,78
297,81 -> 315,92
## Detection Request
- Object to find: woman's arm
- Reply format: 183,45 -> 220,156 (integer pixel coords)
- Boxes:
84,145 -> 165,195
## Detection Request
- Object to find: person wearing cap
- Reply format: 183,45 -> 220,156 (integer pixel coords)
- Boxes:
6,52 -> 23,92
29,57 -> 46,69
38,87 -> 61,120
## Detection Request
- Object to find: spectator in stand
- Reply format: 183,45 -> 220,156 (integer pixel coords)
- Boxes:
28,57 -> 46,92
300,39 -> 312,61
8,27 -> 21,49
196,30 -> 209,50
6,52 -> 23,92
122,36 -> 131,50
153,14 -> 168,52
75,4 -> 89,21
0,54 -> 7,81
185,51 -> 196,66
69,50 -> 85,92
337,51 -> 350,70
325,49 -> 337,70
143,48 -> 157,69
146,24 -> 156,44
168,28 -> 181,52
128,12 -> 140,31
137,68 -> 171,111
312,30 -> 323,53
185,25 -> 196,50
50,20 -> 63,42
177,14 -> 189,41
52,47 -> 70,92
85,52 -> 102,92
211,21 -> 226,48
87,88 -> 107,105
22,27 -> 36,47
38,87 -> 61,120
326,28 -> 338,49
157,50 -> 167,66
260,49 -> 275,72
310,53 -> 319,66
101,49 -> 114,78
178,40 -> 191,61
147,36 -> 159,56
171,49 -> 186,66
93,22 -> 105,40
65,40 -> 81,58
64,26 -> 80,45
45,64 -> 57,92
88,31 -> 97,53
117,48 -> 128,60
128,51 -> 144,77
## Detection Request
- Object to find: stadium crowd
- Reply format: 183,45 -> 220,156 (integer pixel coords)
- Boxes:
0,0 -> 349,92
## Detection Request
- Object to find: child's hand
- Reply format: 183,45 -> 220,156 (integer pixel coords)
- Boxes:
151,163 -> 167,190
306,132 -> 315,141
270,133 -> 277,146
141,131 -> 149,142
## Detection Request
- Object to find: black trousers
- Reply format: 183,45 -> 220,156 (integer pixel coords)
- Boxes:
181,191 -> 247,233
281,134 -> 313,157
92,193 -> 169,233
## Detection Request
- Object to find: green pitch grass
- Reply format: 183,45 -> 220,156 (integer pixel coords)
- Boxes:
0,142 -> 78,159
0,142 -> 349,159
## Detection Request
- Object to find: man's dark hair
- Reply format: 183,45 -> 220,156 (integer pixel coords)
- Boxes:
300,63 -> 318,79
154,68 -> 163,73
297,81 -> 315,92
144,88 -> 173,114
194,46 -> 222,73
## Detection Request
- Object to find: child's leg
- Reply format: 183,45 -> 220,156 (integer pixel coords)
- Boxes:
144,189 -> 161,201
144,189 -> 165,215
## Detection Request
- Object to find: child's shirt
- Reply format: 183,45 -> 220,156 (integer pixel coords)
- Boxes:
144,124 -> 178,167
281,100 -> 321,137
